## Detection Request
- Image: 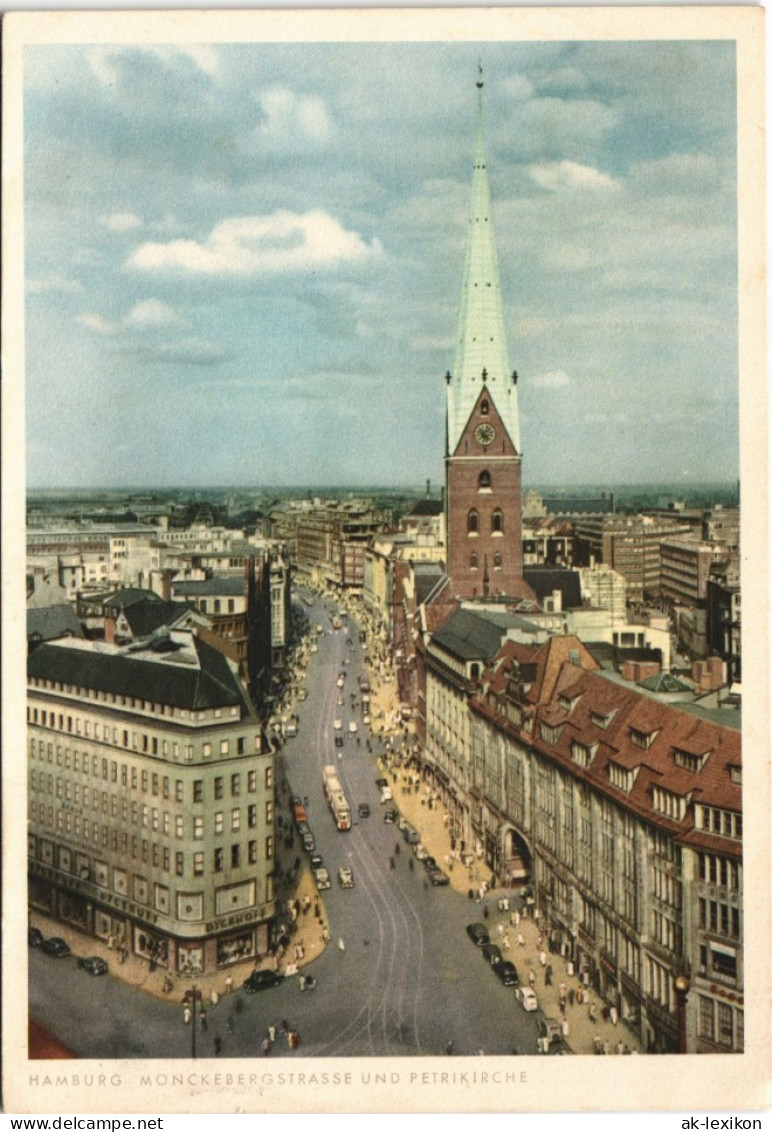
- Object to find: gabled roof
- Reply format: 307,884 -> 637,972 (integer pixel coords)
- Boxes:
27,634 -> 250,714
638,671 -> 692,694
408,499 -> 444,517
172,577 -> 246,597
523,566 -> 583,610
121,599 -> 199,638
432,607 -> 517,662
27,604 -> 85,644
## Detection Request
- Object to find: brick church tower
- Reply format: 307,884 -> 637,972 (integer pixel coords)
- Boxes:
445,73 -> 529,600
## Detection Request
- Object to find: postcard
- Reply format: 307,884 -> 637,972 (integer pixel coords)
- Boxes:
2,6 -> 768,1116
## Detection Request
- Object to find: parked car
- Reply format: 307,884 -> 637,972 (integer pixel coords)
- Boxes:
77,956 -> 108,976
301,832 -> 316,852
495,960 -> 520,986
403,827 -> 421,845
519,986 -> 538,1011
466,923 -> 490,947
243,969 -> 282,993
482,943 -> 503,966
309,853 -> 324,871
338,867 -> 354,889
333,718 -> 343,730
413,844 -> 429,860
538,1017 -> 564,1044
397,815 -> 409,831
40,937 -> 71,958
383,808 -> 398,824
348,721 -> 358,734
426,868 -> 450,887
296,821 -> 311,836
337,695 -> 345,706
313,867 -> 331,890
380,786 -> 393,804
358,803 -> 371,818
28,927 -> 44,948
423,856 -> 438,872
363,714 -> 371,725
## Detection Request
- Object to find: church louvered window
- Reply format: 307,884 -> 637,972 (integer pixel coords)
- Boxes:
492,509 -> 503,534
468,509 -> 478,534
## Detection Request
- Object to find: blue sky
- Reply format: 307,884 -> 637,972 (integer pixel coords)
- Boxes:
24,40 -> 738,489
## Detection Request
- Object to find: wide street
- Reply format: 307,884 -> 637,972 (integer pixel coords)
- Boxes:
29,593 -> 541,1060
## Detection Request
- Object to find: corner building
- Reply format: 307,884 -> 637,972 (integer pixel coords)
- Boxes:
27,631 -> 276,974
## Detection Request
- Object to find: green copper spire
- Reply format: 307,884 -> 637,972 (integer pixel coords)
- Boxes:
447,70 -> 521,455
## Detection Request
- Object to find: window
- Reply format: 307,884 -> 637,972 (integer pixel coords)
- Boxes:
220,740 -> 229,756
265,766 -> 273,790
699,996 -> 715,1041
470,553 -> 478,570
478,470 -> 491,489
480,399 -> 489,416
193,780 -> 203,804
630,727 -> 659,750
202,743 -> 212,759
193,853 -> 204,877
248,805 -> 258,828
214,811 -> 224,835
491,509 -> 503,534
175,852 -> 184,877
248,841 -> 257,864
193,816 -> 204,840
232,808 -> 241,832
214,777 -> 224,800
717,1002 -> 733,1046
175,816 -> 184,840
265,836 -> 274,861
231,773 -> 241,796
214,848 -> 223,873
674,748 -> 708,772
493,552 -> 502,569
231,844 -> 240,868
468,509 -> 478,534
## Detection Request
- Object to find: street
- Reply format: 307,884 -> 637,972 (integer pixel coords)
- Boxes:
29,593 -> 540,1059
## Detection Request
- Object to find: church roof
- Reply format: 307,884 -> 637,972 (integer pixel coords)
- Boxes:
447,76 -> 521,456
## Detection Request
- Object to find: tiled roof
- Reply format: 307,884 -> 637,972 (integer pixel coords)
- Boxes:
28,634 -> 250,714
471,656 -> 741,851
432,608 -> 517,662
408,499 -> 444,517
172,577 -> 246,597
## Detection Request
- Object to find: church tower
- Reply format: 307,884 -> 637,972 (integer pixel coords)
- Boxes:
445,71 -> 527,600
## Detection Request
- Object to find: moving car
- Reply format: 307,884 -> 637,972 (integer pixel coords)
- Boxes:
309,853 -> 324,871
358,803 -> 371,818
426,868 -> 450,887
375,778 -> 388,788
337,695 -> 345,706
348,721 -> 358,734
40,937 -> 71,958
495,960 -> 519,987
519,986 -> 538,1011
335,735 -> 344,748
363,714 -> 371,725
313,867 -> 331,891
380,785 -> 393,804
403,827 -> 420,845
77,956 -> 108,976
333,718 -> 343,730
338,867 -> 354,889
413,844 -> 429,860
28,927 -> 44,948
482,943 -> 503,966
538,1017 -> 564,1044
466,923 -> 490,947
243,969 -> 282,994
397,815 -> 409,831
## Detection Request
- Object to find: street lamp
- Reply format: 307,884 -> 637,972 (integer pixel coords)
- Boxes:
674,974 -> 691,1054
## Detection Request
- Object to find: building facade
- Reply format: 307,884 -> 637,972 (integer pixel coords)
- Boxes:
27,632 -> 276,975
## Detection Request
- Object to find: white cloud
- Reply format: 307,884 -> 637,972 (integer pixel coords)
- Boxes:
102,212 -> 143,233
531,370 -> 572,389
410,332 -> 455,353
527,160 -> 618,193
27,275 -> 84,295
126,211 -> 384,278
500,74 -> 534,102
257,86 -> 334,145
77,299 -> 185,335
89,45 -> 219,87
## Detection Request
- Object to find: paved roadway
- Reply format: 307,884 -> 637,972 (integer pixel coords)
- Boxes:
29,592 -> 540,1059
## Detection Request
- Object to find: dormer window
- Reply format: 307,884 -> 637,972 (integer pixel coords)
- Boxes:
652,786 -> 688,821
631,727 -> 659,750
539,721 -> 563,745
571,741 -> 597,768
608,761 -> 638,792
559,692 -> 581,713
590,710 -> 615,730
673,748 -> 710,773
729,765 -> 742,785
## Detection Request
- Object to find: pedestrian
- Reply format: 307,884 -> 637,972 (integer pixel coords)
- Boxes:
610,1005 -> 618,1026
568,987 -> 575,1007
446,1040 -> 454,1055
528,969 -> 536,988
603,1040 -> 611,1056
395,842 -> 400,856
338,937 -> 346,952
539,949 -> 546,967
482,904 -> 489,920
497,923 -> 504,938
502,934 -> 511,951
213,1035 -> 222,1056
577,987 -> 584,1006
262,1037 -> 271,1056
183,1005 -> 192,1025
593,1035 -> 603,1055
281,1019 -> 289,1033
615,1039 -> 624,1056
409,858 -> 414,871
390,857 -> 396,870
512,910 -> 520,928
559,999 -> 566,1017
268,1025 -> 276,1043
226,1014 -> 234,1035
210,988 -> 219,1008
517,932 -> 525,948
199,1007 -> 208,1031
545,964 -> 553,986
562,1019 -> 569,1038
588,1001 -> 597,1024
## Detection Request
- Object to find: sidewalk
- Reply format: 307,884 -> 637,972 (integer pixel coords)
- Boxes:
386,769 -> 642,1057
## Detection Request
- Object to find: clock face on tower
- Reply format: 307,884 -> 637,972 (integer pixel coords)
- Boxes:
475,423 -> 496,447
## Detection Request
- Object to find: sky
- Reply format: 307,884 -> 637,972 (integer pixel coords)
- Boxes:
23,39 -> 739,490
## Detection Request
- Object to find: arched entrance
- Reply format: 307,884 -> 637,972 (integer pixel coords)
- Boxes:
500,825 -> 532,887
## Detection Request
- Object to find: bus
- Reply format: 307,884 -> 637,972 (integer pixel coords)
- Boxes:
322,765 -> 351,831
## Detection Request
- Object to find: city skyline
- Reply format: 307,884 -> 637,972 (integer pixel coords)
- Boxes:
25,42 -> 739,490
